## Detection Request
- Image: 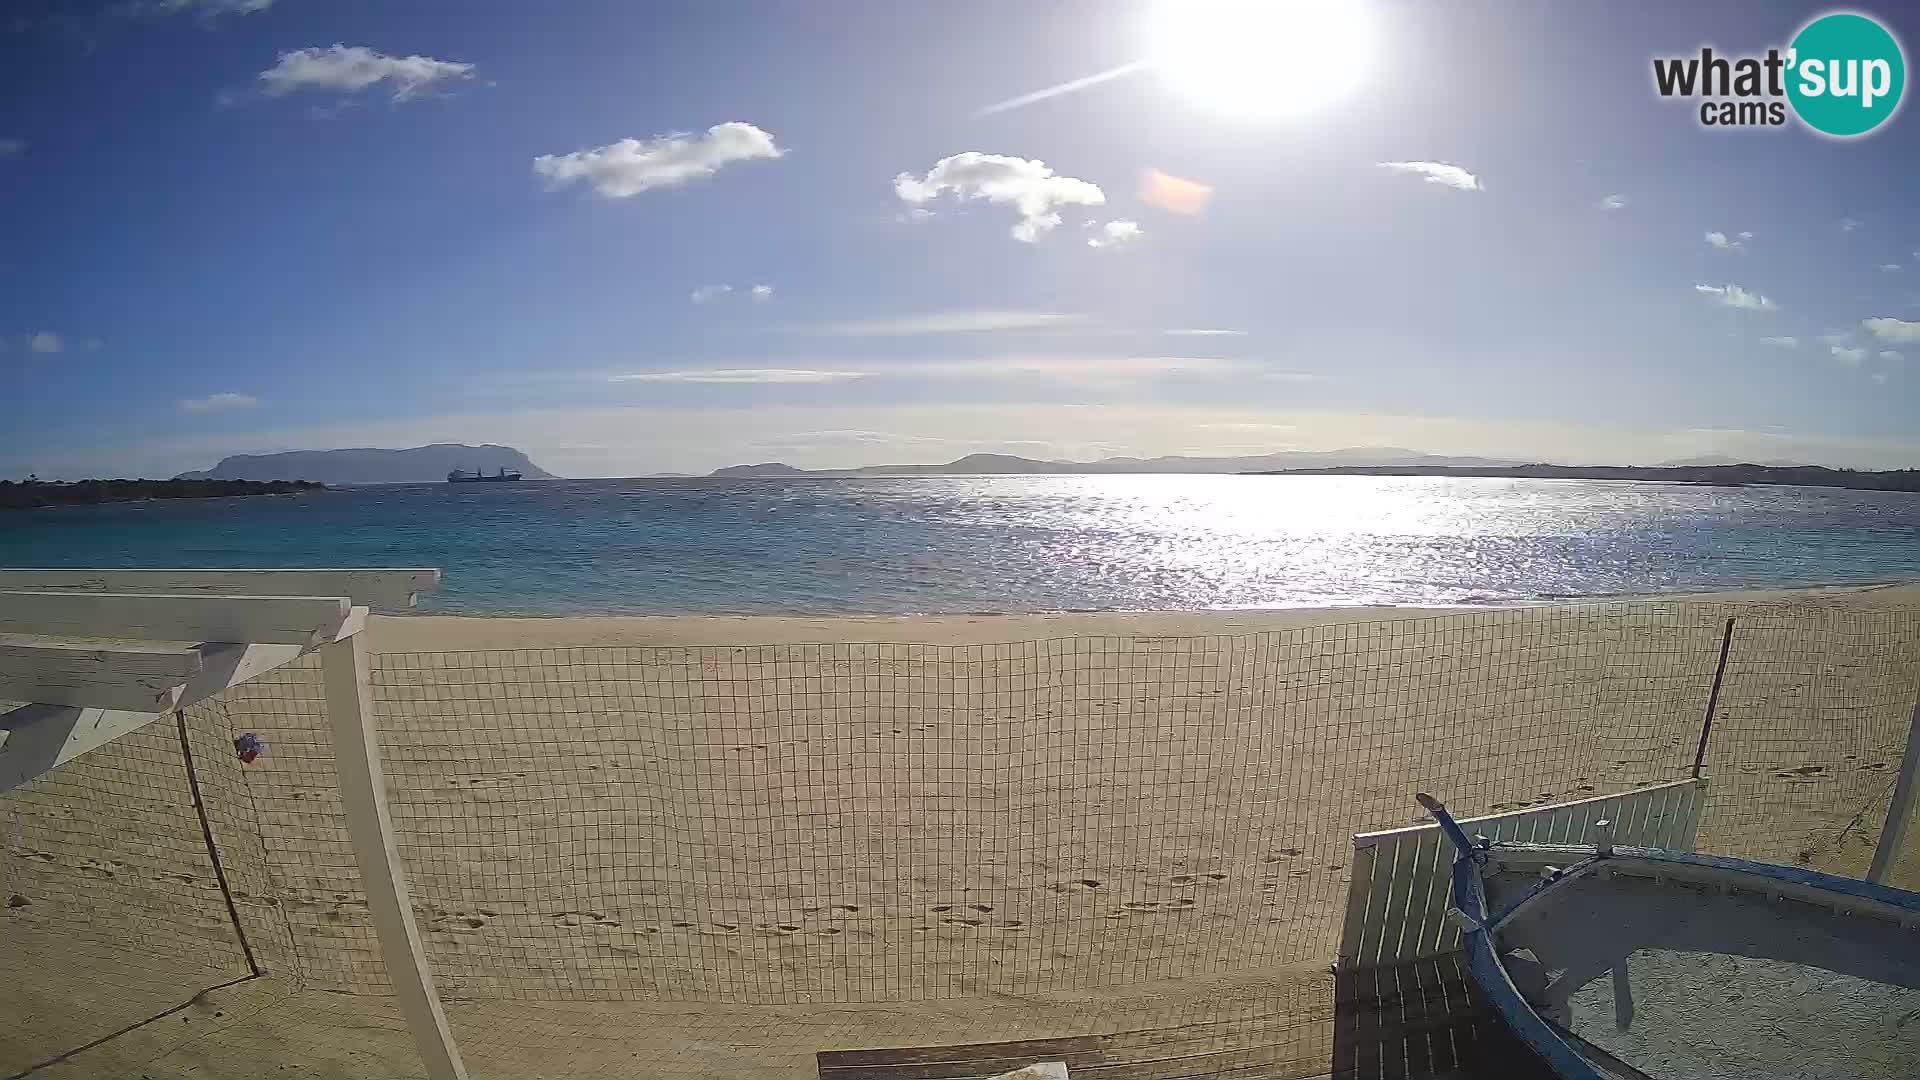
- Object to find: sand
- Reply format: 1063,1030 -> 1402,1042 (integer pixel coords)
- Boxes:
4,584 -> 1918,1079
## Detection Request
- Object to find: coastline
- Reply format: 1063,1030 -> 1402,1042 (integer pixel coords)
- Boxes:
368,579 -> 1920,651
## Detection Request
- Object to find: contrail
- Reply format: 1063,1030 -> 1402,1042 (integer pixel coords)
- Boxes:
976,60 -> 1151,116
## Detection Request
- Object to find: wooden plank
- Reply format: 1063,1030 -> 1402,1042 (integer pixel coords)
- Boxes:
0,637 -> 203,679
1868,700 -> 1920,884
0,591 -> 350,645
0,568 -> 440,612
0,673 -> 182,713
0,705 -> 172,789
0,610 -> 366,792
320,632 -> 466,1080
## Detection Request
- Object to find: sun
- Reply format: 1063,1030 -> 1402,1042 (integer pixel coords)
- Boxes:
1148,0 -> 1378,119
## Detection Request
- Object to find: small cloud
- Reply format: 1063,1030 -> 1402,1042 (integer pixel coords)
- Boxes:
115,0 -> 278,17
1759,336 -> 1799,348
535,122 -> 782,199
812,309 -> 1084,336
1840,217 -> 1863,232
1086,219 -> 1143,250
1880,263 -> 1903,272
896,207 -> 935,224
1705,230 -> 1748,252
0,138 -> 24,158
1871,371 -> 1889,384
610,368 -> 862,384
28,331 -> 64,353
894,152 -> 1105,242
1598,193 -> 1627,211
1864,317 -> 1920,343
1165,328 -> 1246,337
1880,350 -> 1904,362
1831,345 -> 1867,366
690,284 -> 732,304
1376,161 -> 1482,191
84,337 -> 104,351
179,392 -> 260,414
1140,168 -> 1213,215
259,45 -> 475,103
1693,283 -> 1776,311
750,284 -> 774,302
1822,330 -> 1853,347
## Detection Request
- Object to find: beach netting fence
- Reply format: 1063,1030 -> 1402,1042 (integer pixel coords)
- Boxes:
4,601 -> 1918,1064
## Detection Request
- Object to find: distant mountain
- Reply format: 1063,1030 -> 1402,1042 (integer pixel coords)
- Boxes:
706,447 -> 1523,477
1655,455 -> 1809,468
711,462 -> 810,477
177,443 -> 557,485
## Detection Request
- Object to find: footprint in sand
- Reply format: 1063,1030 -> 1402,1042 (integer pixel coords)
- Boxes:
1260,849 -> 1303,863
1776,765 -> 1827,780
550,910 -> 620,929
1047,879 -> 1104,893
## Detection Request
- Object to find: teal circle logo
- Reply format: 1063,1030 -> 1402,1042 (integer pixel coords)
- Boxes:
1787,12 -> 1905,136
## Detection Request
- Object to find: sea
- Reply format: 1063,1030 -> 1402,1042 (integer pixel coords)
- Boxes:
4,475 -> 1919,615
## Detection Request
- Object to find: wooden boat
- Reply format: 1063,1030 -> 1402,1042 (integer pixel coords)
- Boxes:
1418,792 -> 1920,1079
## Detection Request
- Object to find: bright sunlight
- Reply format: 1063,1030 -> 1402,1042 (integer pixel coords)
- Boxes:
1148,0 -> 1378,118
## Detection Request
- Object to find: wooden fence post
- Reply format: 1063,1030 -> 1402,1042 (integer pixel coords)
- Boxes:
321,632 -> 467,1080
1867,698 -> 1920,885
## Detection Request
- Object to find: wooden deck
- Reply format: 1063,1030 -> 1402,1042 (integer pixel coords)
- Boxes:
816,958 -> 1555,1080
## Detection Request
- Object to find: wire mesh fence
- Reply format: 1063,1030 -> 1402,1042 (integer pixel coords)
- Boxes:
4,599 -> 1918,1065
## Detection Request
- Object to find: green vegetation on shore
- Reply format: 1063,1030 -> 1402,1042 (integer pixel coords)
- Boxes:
2,478 -> 325,510
1247,463 -> 1920,491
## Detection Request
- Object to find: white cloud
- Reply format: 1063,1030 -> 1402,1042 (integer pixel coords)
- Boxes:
894,152 -> 1106,242
1880,351 -> 1904,362
1693,283 -> 1776,311
1164,328 -> 1246,337
1831,345 -> 1866,366
118,0 -> 278,15
259,45 -> 475,102
0,138 -> 24,158
750,284 -> 774,303
1822,330 -> 1853,347
1086,219 -> 1144,250
1705,230 -> 1750,252
813,309 -> 1085,336
1375,161 -> 1482,191
1880,263 -> 1903,272
1864,317 -> 1920,343
28,331 -> 64,353
534,122 -> 782,199
179,392 -> 260,414
690,284 -> 732,304
1598,193 -> 1627,210
611,369 -> 863,384
1759,336 -> 1799,348
1840,217 -> 1863,232
905,355 -> 1251,379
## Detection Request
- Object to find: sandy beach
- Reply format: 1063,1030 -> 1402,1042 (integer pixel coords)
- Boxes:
5,584 -> 1918,1078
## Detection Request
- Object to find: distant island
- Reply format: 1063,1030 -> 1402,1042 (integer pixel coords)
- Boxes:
2,477 -> 323,511
710,447 -> 1522,477
1247,463 -> 1920,492
177,443 -> 557,486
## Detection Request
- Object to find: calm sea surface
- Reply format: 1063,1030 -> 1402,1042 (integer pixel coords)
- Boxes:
4,476 -> 1918,615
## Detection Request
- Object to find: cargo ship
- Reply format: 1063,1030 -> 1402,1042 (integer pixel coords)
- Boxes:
447,466 -> 523,483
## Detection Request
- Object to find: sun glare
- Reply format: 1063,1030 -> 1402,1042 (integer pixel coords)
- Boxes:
1148,0 -> 1377,119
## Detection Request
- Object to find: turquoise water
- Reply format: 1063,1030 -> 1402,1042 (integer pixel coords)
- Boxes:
3,475 -> 1918,615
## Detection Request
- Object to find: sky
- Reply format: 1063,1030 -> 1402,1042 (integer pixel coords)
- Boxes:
3,0 -> 1919,479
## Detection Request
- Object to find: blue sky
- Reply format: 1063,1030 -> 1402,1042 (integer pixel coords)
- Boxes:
3,0 -> 1918,478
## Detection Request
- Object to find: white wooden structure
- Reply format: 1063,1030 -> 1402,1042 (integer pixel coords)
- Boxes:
1337,779 -> 1706,972
0,568 -> 465,1080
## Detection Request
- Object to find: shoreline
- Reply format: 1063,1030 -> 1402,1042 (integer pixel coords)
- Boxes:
368,579 -> 1920,652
